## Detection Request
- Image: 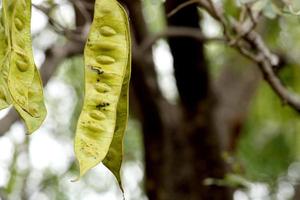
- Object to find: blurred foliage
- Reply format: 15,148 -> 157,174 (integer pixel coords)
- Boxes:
2,0 -> 300,199
56,56 -> 85,135
201,0 -> 300,198
142,0 -> 166,33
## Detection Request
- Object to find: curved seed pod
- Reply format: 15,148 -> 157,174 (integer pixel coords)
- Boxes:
0,59 -> 12,110
5,0 -> 35,109
103,3 -> 131,191
0,9 -> 11,110
74,0 -> 130,180
3,0 -> 47,133
13,67 -> 47,133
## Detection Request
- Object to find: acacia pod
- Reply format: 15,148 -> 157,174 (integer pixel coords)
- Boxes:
3,0 -> 47,133
13,67 -> 47,133
99,26 -> 117,36
0,9 -> 11,110
74,0 -> 131,186
96,55 -> 116,65
102,2 -> 131,191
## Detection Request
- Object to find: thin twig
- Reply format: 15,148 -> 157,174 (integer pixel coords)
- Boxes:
167,0 -> 201,18
170,0 -> 300,112
33,4 -> 84,42
140,26 -> 225,52
69,0 -> 92,23
229,4 -> 261,46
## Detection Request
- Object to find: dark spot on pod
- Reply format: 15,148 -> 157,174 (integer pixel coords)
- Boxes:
90,66 -> 104,75
96,102 -> 110,109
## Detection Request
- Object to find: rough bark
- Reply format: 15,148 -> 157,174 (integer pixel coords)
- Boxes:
122,1 -> 177,199
164,0 -> 232,199
124,0 -> 234,199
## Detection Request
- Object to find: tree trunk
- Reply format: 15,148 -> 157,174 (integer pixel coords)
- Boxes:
121,0 -> 233,199
164,1 -> 232,199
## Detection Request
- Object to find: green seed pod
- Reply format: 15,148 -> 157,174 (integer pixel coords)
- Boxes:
3,0 -> 47,133
103,41 -> 131,192
5,0 -> 34,108
0,9 -> 11,110
102,3 -> 131,191
16,58 -> 29,72
74,0 -> 131,187
13,67 -> 47,133
91,41 -> 118,51
14,17 -> 24,31
94,82 -> 112,93
99,26 -> 117,36
96,55 -> 116,65
90,110 -> 107,120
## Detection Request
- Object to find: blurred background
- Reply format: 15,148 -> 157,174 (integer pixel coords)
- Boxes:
1,0 -> 300,199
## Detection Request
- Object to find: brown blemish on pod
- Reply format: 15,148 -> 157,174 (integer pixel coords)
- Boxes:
96,55 -> 116,64
100,26 -> 117,36
90,66 -> 104,75
96,102 -> 110,109
80,140 -> 99,157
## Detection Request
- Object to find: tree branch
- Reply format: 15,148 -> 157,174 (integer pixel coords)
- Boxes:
140,26 -> 224,52
168,0 -> 300,113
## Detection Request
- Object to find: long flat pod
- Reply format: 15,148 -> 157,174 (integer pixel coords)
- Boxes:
0,59 -> 11,110
5,0 -> 34,108
75,0 -> 130,177
14,67 -> 47,133
4,0 -> 46,133
0,10 -> 10,110
103,2 -> 131,190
